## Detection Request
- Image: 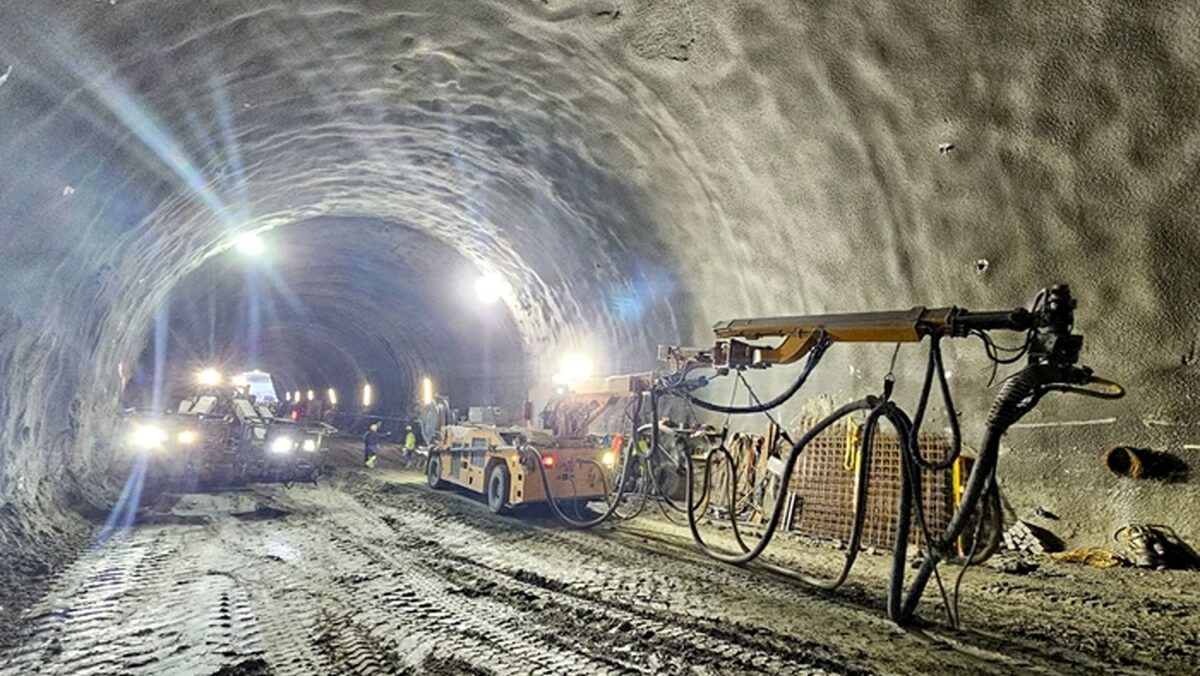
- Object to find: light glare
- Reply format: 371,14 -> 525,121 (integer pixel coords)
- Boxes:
196,368 -> 222,387
234,232 -> 265,256
130,425 -> 167,449
473,273 -> 510,305
554,353 -> 593,387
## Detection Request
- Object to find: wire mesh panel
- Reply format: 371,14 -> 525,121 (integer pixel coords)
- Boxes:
787,417 -> 954,550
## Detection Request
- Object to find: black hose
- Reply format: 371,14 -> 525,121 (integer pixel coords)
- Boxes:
682,333 -> 830,415
680,392 -> 875,567
908,336 -> 963,471
528,391 -> 647,529
696,445 -> 752,553
889,366 -> 1043,623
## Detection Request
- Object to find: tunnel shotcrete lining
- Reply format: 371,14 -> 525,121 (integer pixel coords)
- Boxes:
3,0 -> 1200,641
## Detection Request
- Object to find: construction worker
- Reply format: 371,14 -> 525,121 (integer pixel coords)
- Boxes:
403,425 -> 417,463
364,421 -> 381,468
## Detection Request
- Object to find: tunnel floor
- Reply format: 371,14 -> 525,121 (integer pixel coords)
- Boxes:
2,446 -> 1198,676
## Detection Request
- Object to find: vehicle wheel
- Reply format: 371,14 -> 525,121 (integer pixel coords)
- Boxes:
486,463 -> 510,514
427,453 -> 445,489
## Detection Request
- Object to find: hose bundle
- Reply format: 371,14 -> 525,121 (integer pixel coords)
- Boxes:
528,295 -> 1122,628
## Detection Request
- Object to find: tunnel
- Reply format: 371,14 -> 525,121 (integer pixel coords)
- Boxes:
2,2 -> 1199,673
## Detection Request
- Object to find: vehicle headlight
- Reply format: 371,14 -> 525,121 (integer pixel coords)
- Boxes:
130,424 -> 168,450
601,451 -> 616,468
177,430 -> 198,445
271,436 -> 295,454
301,439 -> 317,452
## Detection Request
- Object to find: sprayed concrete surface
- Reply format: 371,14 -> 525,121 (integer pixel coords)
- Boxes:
3,2 -> 1200,669
2,451 -> 1198,675
3,2 -> 1200,582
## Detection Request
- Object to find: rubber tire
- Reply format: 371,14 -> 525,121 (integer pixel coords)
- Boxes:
427,453 -> 445,489
487,463 -> 510,514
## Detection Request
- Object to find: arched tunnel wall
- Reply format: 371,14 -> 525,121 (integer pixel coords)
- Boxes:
2,0 -> 1200,611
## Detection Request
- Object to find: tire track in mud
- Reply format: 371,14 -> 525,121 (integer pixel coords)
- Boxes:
3,474 -> 1194,675
345,474 -> 1143,675
0,528 -> 268,676
214,486 -> 631,675
342,478 -> 893,675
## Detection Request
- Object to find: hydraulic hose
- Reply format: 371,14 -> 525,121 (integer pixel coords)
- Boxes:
908,336 -> 964,471
527,392 -> 647,529
683,391 -> 927,591
682,333 -> 831,415
889,365 -> 1045,624
696,445 -> 753,553
679,390 -> 875,565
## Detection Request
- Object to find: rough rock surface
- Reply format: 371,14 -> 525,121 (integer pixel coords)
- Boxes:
2,0 -> 1200,630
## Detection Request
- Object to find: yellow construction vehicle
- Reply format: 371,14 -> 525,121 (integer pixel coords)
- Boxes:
425,374 -> 647,514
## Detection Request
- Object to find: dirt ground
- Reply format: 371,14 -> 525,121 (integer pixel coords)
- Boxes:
1,440 -> 1198,675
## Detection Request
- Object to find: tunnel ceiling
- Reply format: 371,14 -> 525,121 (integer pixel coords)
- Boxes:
3,1 -> 1200,541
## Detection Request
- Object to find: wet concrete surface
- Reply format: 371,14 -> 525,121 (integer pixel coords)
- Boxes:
2,442 -> 1198,675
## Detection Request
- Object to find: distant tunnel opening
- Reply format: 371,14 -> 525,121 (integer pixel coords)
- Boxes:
122,216 -> 529,422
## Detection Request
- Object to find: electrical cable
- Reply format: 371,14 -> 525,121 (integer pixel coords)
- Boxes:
950,469 -> 998,626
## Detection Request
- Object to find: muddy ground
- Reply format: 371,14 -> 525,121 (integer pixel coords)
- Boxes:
1,441 -> 1198,675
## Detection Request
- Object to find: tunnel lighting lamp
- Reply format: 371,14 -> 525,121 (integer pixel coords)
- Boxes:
327,388 -> 338,406
421,377 -> 434,406
294,391 -> 301,402
196,368 -> 222,387
362,384 -> 373,408
552,353 -> 593,387
302,439 -> 318,453
130,424 -> 168,450
307,389 -> 315,401
234,232 -> 265,257
271,436 -> 295,454
473,273 -> 510,305
284,392 -> 292,402
177,430 -> 198,445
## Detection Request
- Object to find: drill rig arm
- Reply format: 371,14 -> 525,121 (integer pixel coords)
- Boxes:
665,303 -> 1037,370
